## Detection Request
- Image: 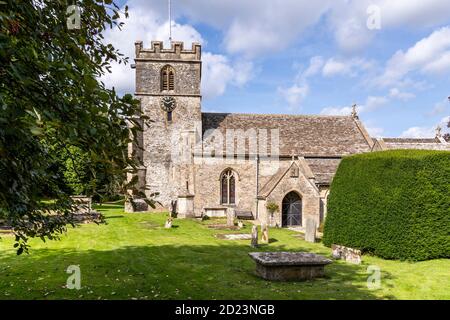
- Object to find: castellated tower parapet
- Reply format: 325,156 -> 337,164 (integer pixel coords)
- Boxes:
135,41 -> 201,61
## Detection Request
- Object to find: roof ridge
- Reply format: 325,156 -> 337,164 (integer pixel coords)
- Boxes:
202,112 -> 351,118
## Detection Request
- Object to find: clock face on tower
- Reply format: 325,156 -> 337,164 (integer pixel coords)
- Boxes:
160,96 -> 176,112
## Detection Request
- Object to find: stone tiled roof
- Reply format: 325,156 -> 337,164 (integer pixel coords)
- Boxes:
376,138 -> 450,151
202,113 -> 373,157
305,158 -> 341,185
258,166 -> 289,198
383,138 -> 439,143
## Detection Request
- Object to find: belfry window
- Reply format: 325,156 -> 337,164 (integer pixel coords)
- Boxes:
221,169 -> 236,205
161,65 -> 175,91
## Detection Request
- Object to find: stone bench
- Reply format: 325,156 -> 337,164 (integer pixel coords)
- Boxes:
248,252 -> 332,281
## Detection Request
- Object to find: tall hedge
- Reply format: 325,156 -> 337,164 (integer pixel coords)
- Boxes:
323,150 -> 450,261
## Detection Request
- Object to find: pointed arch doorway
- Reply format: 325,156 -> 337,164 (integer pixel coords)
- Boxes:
282,191 -> 302,227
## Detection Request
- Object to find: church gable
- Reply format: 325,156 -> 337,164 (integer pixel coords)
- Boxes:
258,160 -> 319,199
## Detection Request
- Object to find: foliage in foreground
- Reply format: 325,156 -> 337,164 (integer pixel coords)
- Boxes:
0,0 -> 145,252
323,150 -> 450,261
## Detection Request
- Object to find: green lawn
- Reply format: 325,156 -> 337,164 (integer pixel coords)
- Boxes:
0,204 -> 448,300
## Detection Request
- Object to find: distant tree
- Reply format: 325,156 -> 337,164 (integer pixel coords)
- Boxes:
0,0 -> 148,253
444,123 -> 450,142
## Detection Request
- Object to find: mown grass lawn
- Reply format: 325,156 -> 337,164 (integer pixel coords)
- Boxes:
0,204 -> 448,300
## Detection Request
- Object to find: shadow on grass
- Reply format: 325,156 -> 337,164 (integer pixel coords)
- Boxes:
0,243 -> 394,300
104,215 -> 125,219
94,204 -> 124,210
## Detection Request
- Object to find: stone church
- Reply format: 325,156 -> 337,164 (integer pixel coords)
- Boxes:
125,40 -> 450,229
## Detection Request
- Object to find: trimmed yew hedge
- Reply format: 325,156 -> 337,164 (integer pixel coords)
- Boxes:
323,150 -> 450,261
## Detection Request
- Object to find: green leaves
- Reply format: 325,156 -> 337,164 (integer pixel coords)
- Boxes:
0,0 -> 145,253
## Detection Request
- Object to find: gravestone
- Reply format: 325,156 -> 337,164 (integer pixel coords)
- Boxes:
331,244 -> 361,264
71,196 -> 92,214
165,217 -> 173,229
305,218 -> 316,243
251,225 -> 258,247
261,223 -> 269,244
227,209 -> 234,227
237,220 -> 244,228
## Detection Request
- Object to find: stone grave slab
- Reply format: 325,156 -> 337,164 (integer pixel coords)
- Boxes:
248,252 -> 332,281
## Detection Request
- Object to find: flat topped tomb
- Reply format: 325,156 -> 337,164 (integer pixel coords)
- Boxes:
248,252 -> 332,281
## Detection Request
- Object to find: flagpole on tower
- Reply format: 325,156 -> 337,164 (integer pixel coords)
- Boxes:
168,0 -> 172,43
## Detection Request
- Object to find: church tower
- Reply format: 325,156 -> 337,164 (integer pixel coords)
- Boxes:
127,41 -> 202,212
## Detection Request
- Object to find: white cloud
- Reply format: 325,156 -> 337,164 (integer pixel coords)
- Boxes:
320,95 -> 388,115
329,4 -> 374,53
101,5 -> 204,94
278,56 -> 323,109
400,126 -> 436,138
320,106 -> 353,116
100,2 -> 255,99
179,0 -> 333,57
427,99 -> 450,116
366,126 -> 384,138
322,57 -> 373,77
400,116 -> 450,138
202,53 -> 254,99
328,0 -> 450,52
375,26 -> 450,87
389,88 -> 416,101
107,1 -> 450,60
322,59 -> 349,77
302,56 -> 324,78
278,84 -> 309,110
362,96 -> 389,112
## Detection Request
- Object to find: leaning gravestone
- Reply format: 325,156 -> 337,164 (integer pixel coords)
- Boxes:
305,218 -> 316,243
227,209 -> 234,227
261,223 -> 269,244
251,225 -> 258,247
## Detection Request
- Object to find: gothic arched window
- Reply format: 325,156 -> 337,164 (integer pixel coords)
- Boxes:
221,169 -> 236,205
161,65 -> 175,91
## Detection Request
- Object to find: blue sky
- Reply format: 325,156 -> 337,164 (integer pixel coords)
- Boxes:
105,0 -> 450,138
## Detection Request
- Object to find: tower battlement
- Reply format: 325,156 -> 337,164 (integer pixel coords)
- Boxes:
135,41 -> 201,61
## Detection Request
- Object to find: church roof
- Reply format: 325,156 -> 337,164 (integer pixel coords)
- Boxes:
305,158 -> 341,185
201,112 -> 373,157
374,137 -> 450,151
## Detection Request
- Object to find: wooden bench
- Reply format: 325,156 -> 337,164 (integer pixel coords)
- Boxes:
234,210 -> 254,220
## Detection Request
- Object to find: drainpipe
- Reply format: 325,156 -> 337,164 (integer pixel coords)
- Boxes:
255,154 -> 259,220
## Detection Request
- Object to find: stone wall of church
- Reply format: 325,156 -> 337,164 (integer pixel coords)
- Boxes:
192,159 -> 258,217
191,157 -> 322,224
140,94 -> 201,207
